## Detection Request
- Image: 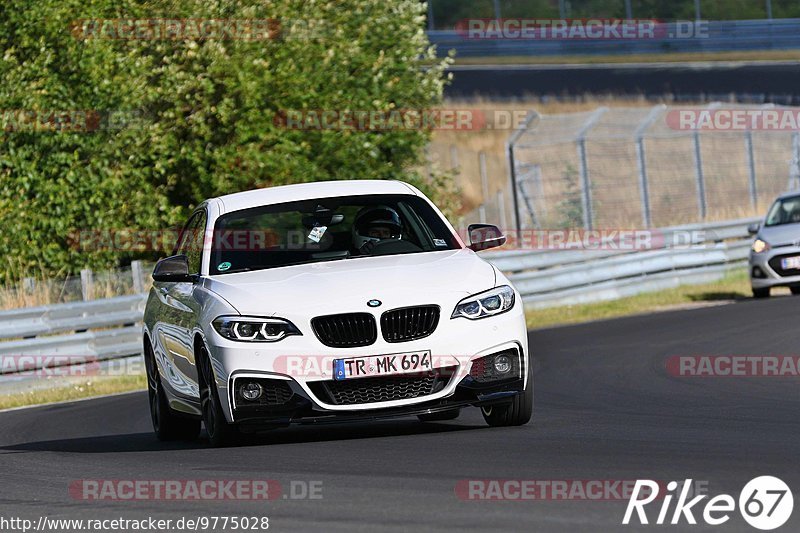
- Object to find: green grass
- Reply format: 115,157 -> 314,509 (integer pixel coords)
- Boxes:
0,374 -> 146,411
524,270 -> 773,330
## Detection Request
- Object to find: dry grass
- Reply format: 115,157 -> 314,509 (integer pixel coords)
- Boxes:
0,374 -> 146,411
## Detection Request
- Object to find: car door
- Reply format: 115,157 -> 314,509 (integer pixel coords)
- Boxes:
153,208 -> 208,399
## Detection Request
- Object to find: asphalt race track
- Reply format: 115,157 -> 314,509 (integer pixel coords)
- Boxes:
3,296 -> 800,532
444,61 -> 800,103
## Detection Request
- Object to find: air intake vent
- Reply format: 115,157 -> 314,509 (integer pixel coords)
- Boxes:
381,305 -> 440,343
311,313 -> 378,348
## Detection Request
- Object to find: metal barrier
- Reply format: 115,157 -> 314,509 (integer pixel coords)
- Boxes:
428,19 -> 800,57
0,217 -> 759,375
0,294 -> 146,372
483,217 -> 758,309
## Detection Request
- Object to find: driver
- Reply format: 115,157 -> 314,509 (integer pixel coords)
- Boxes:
352,205 -> 403,254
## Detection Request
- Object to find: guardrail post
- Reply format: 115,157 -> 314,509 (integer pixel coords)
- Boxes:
131,260 -> 144,294
80,269 -> 95,301
479,204 -> 487,224
745,130 -> 758,209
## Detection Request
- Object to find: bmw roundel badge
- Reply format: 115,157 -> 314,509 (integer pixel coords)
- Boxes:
367,299 -> 382,308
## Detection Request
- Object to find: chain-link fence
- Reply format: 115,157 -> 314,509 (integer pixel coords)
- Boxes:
506,104 -> 800,231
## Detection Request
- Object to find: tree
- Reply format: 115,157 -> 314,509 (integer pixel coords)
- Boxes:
0,0 -> 456,277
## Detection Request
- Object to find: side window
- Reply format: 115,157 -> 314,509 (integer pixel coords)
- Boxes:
176,210 -> 207,275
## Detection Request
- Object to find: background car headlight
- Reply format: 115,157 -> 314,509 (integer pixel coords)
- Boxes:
452,286 -> 515,320
212,316 -> 301,342
752,239 -> 770,253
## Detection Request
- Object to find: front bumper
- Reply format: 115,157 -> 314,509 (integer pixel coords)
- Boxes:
231,373 -> 526,432
750,246 -> 800,289
204,302 -> 529,424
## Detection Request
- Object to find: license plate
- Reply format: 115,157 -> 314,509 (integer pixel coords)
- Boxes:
782,257 -> 800,270
333,351 -> 432,381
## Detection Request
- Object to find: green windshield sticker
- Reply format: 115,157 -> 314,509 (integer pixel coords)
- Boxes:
217,262 -> 232,272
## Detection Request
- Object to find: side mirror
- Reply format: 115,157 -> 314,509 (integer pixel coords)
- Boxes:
747,222 -> 761,235
468,224 -> 507,252
152,255 -> 194,283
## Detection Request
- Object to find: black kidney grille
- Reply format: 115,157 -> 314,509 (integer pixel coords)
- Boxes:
311,313 -> 377,348
381,305 -> 440,343
309,366 -> 456,405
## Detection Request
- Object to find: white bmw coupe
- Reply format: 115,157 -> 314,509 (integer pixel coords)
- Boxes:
143,180 -> 531,446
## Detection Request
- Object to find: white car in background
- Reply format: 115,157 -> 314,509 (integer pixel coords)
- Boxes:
143,180 -> 531,446
749,191 -> 800,298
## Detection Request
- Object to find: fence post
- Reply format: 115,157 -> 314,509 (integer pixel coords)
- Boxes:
745,130 -> 758,209
497,189 -> 507,231
22,277 -> 36,294
479,204 -> 487,224
449,145 -> 459,170
791,132 -> 800,190
131,260 -> 144,294
506,111 -> 540,234
693,131 -> 707,220
634,105 -> 665,229
575,107 -> 608,230
479,152 -> 489,207
80,268 -> 95,301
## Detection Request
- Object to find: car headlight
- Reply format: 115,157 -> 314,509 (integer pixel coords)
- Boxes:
212,316 -> 301,342
752,239 -> 770,254
451,285 -> 515,320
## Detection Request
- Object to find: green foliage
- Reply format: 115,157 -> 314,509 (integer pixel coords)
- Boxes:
556,164 -> 584,229
0,0 -> 456,277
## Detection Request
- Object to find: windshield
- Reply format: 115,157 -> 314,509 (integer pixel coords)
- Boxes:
210,193 -> 460,275
765,195 -> 800,227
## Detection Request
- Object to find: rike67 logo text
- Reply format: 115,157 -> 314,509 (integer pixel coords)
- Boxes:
623,477 -> 793,530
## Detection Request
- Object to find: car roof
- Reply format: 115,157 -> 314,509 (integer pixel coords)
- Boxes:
775,189 -> 800,201
213,180 -> 419,214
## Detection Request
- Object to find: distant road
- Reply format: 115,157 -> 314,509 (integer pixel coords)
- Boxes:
444,61 -> 800,102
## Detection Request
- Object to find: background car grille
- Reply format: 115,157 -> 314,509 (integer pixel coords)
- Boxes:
309,366 -> 456,405
381,305 -> 440,343
768,254 -> 800,277
311,313 -> 378,348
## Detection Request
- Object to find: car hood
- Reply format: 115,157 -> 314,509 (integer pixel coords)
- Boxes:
759,223 -> 800,247
203,248 -> 496,316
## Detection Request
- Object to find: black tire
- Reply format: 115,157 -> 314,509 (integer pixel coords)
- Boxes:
791,287 -> 800,296
418,408 -> 461,422
481,357 -> 533,427
198,345 -> 237,447
752,287 -> 771,299
145,343 -> 200,441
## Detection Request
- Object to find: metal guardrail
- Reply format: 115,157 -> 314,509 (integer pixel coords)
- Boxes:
0,217 -> 759,375
0,294 -> 146,373
483,217 -> 759,309
428,19 -> 800,57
